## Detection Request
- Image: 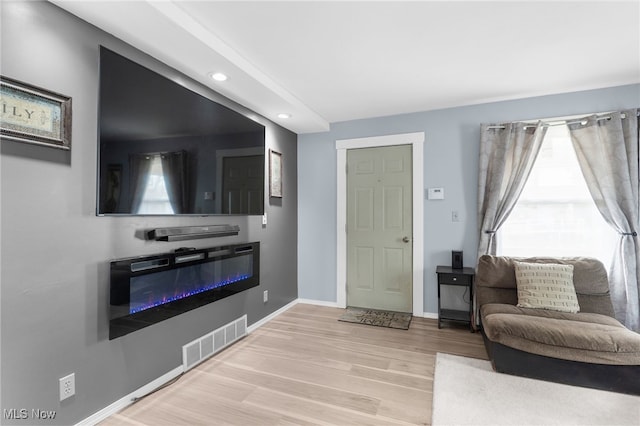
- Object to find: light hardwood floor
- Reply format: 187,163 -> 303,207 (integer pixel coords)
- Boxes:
100,303 -> 488,426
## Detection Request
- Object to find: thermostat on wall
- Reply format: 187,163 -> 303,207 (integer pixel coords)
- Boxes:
427,187 -> 445,200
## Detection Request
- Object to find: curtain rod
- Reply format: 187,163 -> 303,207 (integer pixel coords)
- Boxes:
485,111 -> 640,130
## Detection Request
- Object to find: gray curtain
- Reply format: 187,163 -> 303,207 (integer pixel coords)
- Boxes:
477,122 -> 547,256
567,109 -> 639,331
129,154 -> 152,214
161,151 -> 188,214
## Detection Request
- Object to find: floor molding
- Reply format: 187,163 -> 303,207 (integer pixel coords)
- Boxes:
300,298 -> 437,319
247,299 -> 299,333
299,298 -> 437,319
297,298 -> 340,308
76,365 -> 184,426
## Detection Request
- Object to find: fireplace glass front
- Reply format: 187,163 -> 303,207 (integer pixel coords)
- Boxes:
109,242 -> 259,339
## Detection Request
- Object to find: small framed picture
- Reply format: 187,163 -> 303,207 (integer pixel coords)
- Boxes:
269,149 -> 282,198
0,76 -> 72,150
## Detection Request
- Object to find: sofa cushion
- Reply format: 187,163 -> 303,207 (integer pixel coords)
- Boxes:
481,303 -> 640,365
514,261 -> 580,313
476,255 -> 615,317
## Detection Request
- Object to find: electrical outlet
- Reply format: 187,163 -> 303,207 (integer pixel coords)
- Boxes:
263,290 -> 268,303
59,373 -> 75,401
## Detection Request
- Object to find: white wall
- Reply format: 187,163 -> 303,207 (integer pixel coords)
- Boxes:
298,84 -> 640,314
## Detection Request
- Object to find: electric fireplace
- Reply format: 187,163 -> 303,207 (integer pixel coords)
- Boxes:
109,242 -> 259,339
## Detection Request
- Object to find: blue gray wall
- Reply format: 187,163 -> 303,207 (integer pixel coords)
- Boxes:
298,84 -> 640,314
0,1 -> 297,424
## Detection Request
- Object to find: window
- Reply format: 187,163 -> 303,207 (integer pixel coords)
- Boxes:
498,124 -> 617,266
136,155 -> 175,215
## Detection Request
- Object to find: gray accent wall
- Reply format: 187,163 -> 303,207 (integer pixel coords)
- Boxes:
0,1 -> 297,424
298,84 -> 640,314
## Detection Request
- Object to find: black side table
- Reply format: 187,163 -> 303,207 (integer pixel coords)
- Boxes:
436,266 -> 475,331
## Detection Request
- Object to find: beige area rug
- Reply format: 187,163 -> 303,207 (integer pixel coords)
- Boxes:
432,353 -> 640,425
338,307 -> 412,330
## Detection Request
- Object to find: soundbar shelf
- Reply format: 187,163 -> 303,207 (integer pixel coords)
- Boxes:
147,225 -> 240,241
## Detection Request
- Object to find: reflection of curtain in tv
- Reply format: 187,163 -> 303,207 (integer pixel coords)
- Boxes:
129,154 -> 153,213
161,151 -> 188,214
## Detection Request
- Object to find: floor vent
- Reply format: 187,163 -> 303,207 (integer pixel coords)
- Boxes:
182,315 -> 247,372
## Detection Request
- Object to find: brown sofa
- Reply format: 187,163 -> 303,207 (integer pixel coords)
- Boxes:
476,255 -> 640,395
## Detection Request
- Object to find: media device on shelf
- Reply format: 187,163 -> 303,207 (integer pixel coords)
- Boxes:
97,47 -> 266,216
452,250 -> 463,269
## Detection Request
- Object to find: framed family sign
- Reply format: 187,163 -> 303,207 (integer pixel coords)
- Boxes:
0,76 -> 72,150
269,149 -> 282,198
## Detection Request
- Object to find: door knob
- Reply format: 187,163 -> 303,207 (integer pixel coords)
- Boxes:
402,236 -> 410,243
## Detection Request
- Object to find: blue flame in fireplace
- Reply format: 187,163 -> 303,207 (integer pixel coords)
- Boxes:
128,255 -> 253,315
129,274 -> 251,314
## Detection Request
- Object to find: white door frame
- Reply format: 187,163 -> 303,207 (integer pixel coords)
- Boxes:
336,132 -> 424,316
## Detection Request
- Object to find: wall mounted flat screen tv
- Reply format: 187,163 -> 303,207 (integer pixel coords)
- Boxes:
97,47 -> 265,216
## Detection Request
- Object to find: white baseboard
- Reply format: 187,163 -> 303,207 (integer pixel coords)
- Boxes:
247,299 -> 299,333
297,298 -> 340,308
76,365 -> 183,426
298,299 -> 436,319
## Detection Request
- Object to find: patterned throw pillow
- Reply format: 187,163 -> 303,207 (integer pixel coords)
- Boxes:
514,261 -> 580,313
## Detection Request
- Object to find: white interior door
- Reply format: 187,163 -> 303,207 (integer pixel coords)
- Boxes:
346,145 -> 413,312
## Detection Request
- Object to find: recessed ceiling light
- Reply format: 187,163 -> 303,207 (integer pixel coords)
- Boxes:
209,72 -> 227,82
277,113 -> 291,119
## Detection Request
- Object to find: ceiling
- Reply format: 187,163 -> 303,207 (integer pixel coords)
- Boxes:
52,1 -> 640,134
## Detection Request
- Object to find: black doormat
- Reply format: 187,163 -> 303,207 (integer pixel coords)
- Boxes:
338,307 -> 412,330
